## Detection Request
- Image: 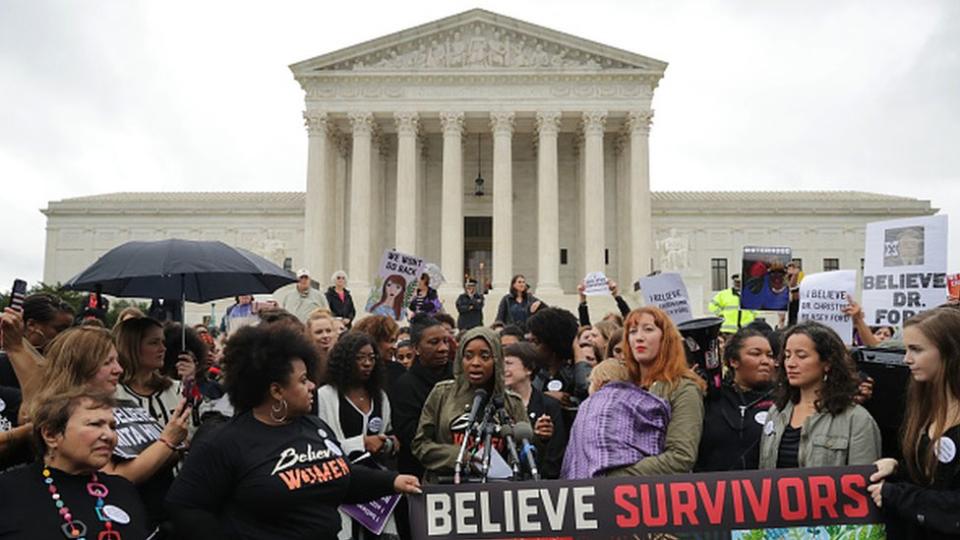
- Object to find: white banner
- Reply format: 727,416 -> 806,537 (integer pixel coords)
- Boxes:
638,272 -> 693,324
583,272 -> 609,296
862,215 -> 949,327
798,270 -> 857,344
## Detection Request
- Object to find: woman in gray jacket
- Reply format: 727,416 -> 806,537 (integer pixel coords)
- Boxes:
759,321 -> 880,468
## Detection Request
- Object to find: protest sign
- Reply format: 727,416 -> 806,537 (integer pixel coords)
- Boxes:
862,215 -> 948,326
583,272 -> 608,296
798,270 -> 857,344
638,272 -> 693,323
948,273 -> 960,301
409,466 -> 883,539
740,246 -> 792,311
112,400 -> 164,459
366,249 -> 426,321
378,249 -> 425,281
342,494 -> 401,535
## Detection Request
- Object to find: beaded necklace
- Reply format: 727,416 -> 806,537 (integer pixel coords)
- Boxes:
42,466 -> 121,540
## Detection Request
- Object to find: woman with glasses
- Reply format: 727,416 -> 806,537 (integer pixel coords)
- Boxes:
316,332 -> 400,539
325,271 -> 357,327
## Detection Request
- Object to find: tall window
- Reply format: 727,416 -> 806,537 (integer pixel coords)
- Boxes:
711,258 -> 728,291
560,248 -> 568,265
823,258 -> 840,272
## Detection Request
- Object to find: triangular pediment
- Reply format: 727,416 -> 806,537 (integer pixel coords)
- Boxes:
290,9 -> 667,75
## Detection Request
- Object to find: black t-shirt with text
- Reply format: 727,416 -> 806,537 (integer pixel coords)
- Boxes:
167,411 -> 397,540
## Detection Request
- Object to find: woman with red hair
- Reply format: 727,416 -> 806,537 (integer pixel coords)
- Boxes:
605,307 -> 706,476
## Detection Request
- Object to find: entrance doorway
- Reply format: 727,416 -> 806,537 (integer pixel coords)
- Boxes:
464,217 -> 492,293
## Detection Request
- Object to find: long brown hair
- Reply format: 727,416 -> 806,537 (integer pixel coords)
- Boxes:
113,317 -> 171,393
28,326 -> 116,418
372,274 -> 407,320
622,307 -> 705,391
901,308 -> 960,484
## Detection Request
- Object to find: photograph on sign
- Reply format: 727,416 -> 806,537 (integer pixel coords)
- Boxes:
740,246 -> 792,311
862,215 -> 948,326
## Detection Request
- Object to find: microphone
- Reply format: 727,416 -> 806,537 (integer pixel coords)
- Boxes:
479,396 -> 505,482
514,421 -> 540,481
454,389 -> 489,484
497,414 -> 522,478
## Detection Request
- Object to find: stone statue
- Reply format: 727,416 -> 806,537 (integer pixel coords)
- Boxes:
658,228 -> 689,271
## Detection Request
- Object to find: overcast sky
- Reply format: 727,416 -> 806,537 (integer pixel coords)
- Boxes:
1,0 -> 958,290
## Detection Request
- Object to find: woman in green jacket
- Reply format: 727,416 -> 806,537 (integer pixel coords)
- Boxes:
606,307 -> 707,477
759,321 -> 881,468
412,327 -> 527,482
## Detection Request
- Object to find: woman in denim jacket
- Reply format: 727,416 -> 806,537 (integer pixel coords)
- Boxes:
759,321 -> 881,468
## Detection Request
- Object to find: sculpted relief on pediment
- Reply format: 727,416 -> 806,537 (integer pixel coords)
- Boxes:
326,23 -> 640,71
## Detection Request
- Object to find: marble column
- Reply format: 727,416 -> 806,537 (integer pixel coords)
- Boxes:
439,111 -> 465,294
303,110 -> 331,281
628,110 -> 655,279
582,110 -> 607,274
394,112 -> 419,254
536,111 -> 563,296
490,111 -> 515,292
347,112 -> 374,290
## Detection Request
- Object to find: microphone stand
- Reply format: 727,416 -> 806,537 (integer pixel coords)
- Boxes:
480,422 -> 495,483
496,410 -> 521,479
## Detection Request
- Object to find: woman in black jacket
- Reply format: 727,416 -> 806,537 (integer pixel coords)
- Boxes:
324,271 -> 356,327
695,327 -> 775,471
494,275 -> 543,329
869,307 -> 960,539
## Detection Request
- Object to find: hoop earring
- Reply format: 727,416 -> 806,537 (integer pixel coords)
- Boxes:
270,399 -> 288,423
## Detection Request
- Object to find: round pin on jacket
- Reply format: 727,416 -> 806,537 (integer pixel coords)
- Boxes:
937,437 -> 957,464
754,411 -> 769,426
103,504 -> 131,524
546,380 -> 563,392
0,397 -> 6,413
764,420 -> 775,436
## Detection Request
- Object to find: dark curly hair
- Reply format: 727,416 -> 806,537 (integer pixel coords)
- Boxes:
723,327 -> 771,366
526,307 -> 578,362
774,321 -> 858,415
223,325 -> 318,412
162,322 -> 208,380
326,332 -> 383,402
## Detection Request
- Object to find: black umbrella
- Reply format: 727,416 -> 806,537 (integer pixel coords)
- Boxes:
64,238 -> 296,347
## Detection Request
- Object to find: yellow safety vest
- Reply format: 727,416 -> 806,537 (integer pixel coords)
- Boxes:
708,288 -> 756,334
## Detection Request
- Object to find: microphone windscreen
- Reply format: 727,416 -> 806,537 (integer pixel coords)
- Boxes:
492,395 -> 505,409
514,421 -> 534,441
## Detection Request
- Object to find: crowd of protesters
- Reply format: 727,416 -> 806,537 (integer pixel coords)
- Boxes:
0,267 -> 958,539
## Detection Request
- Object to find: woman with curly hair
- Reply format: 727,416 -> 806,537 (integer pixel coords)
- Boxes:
604,307 -> 706,476
166,325 -> 420,540
759,321 -> 881,468
317,332 -> 400,539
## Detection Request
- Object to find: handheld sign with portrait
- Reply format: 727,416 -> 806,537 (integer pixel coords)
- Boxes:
366,249 -> 426,321
798,270 -> 857,344
862,215 -> 948,326
582,272 -> 609,296
740,246 -> 792,311
638,272 -> 693,324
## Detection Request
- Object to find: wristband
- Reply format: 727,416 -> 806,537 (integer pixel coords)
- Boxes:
158,437 -> 185,451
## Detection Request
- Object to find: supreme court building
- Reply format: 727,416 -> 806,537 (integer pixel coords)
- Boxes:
42,10 -> 935,319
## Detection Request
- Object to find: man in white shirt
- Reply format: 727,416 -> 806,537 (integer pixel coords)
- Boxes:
280,269 -> 328,322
